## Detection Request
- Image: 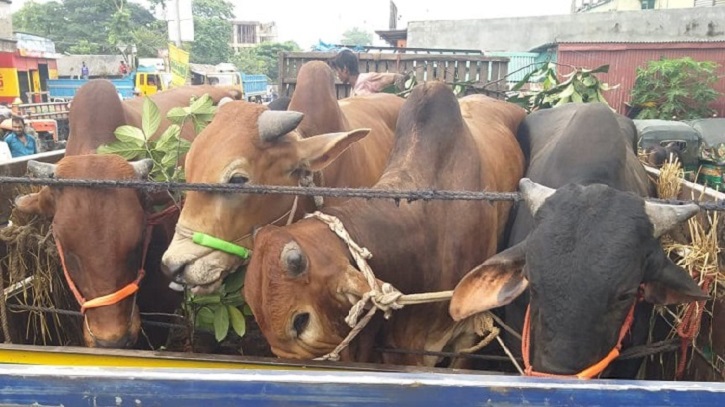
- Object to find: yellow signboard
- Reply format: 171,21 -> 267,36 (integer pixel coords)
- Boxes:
0,68 -> 20,99
168,43 -> 190,87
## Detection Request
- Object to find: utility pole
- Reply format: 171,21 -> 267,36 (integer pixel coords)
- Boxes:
175,0 -> 182,47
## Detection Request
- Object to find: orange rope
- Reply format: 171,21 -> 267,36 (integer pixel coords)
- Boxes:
521,295 -> 638,379
675,277 -> 712,380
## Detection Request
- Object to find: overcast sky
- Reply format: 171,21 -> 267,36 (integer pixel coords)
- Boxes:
11,0 -> 576,49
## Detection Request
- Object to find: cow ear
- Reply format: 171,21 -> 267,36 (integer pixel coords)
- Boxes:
14,187 -> 55,217
643,259 -> 709,305
296,128 -> 371,172
450,241 -> 529,321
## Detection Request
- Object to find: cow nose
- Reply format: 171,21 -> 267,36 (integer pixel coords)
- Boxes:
292,312 -> 310,337
94,332 -> 135,348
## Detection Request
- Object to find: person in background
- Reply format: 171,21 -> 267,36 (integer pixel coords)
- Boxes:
119,60 -> 129,77
328,49 -> 405,97
4,116 -> 37,158
81,62 -> 89,80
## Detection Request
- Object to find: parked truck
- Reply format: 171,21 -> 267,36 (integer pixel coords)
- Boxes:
47,65 -> 165,101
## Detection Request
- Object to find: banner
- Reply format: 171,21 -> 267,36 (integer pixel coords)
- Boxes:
168,43 -> 190,87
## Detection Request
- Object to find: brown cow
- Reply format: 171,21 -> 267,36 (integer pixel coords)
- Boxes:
13,80 -> 240,348
244,82 -> 526,365
161,61 -> 404,294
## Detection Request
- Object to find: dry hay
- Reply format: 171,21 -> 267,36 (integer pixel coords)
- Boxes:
0,185 -> 82,346
651,159 -> 723,378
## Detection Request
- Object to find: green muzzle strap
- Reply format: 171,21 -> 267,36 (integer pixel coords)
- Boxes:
192,232 -> 250,259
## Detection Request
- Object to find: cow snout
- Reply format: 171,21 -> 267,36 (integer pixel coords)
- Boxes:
92,331 -> 136,349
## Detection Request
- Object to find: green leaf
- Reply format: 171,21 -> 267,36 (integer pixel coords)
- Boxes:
190,94 -> 213,113
571,90 -> 583,104
228,305 -> 247,338
559,84 -> 575,99
155,125 -> 182,153
142,97 -> 161,139
167,107 -> 190,125
97,141 -> 147,160
242,303 -> 254,317
214,304 -> 230,342
191,294 -> 222,306
223,269 -> 246,294
197,306 -> 215,325
114,125 -> 146,145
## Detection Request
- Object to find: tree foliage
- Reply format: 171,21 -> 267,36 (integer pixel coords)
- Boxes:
341,27 -> 373,46
231,41 -> 301,81
507,62 -> 616,113
630,57 -> 720,120
189,0 -> 234,65
12,0 -> 160,56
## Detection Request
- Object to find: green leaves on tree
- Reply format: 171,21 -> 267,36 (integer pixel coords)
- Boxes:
629,57 -> 720,121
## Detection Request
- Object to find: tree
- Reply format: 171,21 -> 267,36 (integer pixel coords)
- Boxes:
189,0 -> 234,65
231,41 -> 301,81
12,0 -> 158,55
630,57 -> 720,120
341,27 -> 373,46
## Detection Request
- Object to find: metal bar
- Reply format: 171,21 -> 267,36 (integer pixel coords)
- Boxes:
1,364 -> 724,406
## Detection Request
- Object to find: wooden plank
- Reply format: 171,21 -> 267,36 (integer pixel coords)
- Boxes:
457,60 -> 467,82
284,52 -> 507,63
477,61 -> 490,85
1,364 -> 724,406
426,60 -> 434,82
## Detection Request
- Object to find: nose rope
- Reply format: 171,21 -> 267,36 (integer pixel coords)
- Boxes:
307,211 -> 496,362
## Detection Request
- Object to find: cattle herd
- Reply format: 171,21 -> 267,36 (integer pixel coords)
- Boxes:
16,60 -> 708,379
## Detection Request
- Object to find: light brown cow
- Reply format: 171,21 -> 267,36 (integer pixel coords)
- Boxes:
160,61 -> 404,294
14,80 -> 240,348
244,82 -> 526,366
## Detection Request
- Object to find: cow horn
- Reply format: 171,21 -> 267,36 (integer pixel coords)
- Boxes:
218,97 -> 234,107
644,202 -> 700,238
130,158 -> 154,179
27,160 -> 56,179
519,178 -> 556,216
258,110 -> 304,142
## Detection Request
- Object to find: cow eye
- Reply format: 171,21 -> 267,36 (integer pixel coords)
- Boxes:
228,174 -> 249,185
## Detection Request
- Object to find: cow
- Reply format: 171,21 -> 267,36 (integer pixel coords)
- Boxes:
243,82 -> 526,366
449,103 -> 709,378
160,61 -> 404,295
13,80 -> 241,348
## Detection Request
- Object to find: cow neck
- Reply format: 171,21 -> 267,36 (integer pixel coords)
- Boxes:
521,290 -> 642,379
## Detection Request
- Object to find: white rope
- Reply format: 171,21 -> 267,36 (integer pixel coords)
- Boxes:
308,211 -> 457,361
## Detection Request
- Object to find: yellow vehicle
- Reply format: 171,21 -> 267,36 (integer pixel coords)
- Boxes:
133,67 -> 167,97
189,63 -> 244,96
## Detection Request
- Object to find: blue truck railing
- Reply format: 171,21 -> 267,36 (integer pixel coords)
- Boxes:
47,78 -> 135,100
242,74 -> 269,98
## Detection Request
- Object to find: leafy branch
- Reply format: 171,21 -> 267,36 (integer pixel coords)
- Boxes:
97,94 -> 218,202
506,62 -> 617,112
184,269 -> 252,342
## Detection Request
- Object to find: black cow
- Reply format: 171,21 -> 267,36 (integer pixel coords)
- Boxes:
450,103 -> 708,378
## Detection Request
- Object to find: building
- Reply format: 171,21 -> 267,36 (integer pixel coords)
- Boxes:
406,7 -> 725,52
0,29 -> 62,104
231,21 -> 278,52
576,0 -> 725,13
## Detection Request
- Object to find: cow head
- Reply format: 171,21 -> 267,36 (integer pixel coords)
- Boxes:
15,155 -> 153,348
161,101 -> 370,294
450,179 -> 708,376
243,221 -> 371,359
